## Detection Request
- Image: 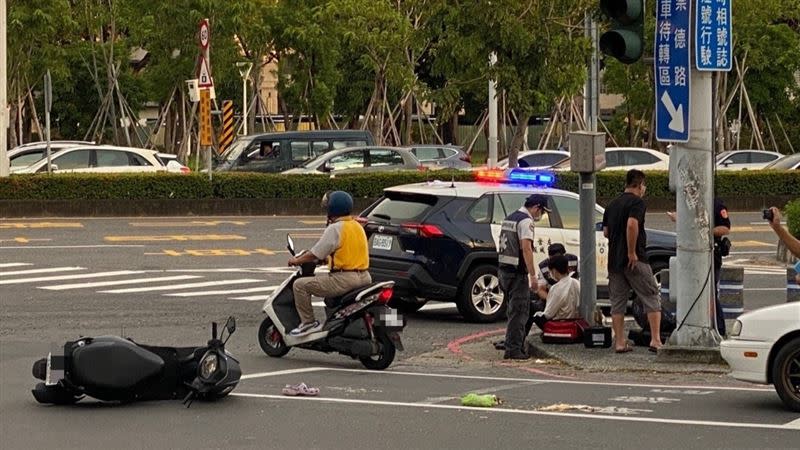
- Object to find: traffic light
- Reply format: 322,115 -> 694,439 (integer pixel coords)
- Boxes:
599,0 -> 644,64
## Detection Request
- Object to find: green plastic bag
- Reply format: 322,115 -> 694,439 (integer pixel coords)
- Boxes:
460,393 -> 500,407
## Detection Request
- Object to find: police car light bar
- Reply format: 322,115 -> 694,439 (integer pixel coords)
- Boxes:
474,168 -> 555,187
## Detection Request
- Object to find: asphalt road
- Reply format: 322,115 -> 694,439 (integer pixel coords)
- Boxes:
1,212 -> 797,449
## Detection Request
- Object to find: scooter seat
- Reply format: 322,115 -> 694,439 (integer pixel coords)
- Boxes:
71,336 -> 165,390
324,282 -> 383,308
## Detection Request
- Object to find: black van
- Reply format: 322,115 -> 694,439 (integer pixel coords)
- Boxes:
214,129 -> 375,173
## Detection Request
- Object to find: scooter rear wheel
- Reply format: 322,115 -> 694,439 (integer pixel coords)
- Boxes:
359,331 -> 396,370
258,317 -> 291,357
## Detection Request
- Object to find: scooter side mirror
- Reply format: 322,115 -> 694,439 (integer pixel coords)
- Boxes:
225,316 -> 236,336
287,234 -> 296,256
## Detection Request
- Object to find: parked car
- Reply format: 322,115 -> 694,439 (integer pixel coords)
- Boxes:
155,153 -> 191,173
359,178 -> 676,322
404,145 -> 472,170
715,150 -> 783,170
8,141 -> 95,169
497,150 -> 570,169
761,153 -> 800,170
282,146 -> 422,175
14,145 -> 166,174
214,129 -> 375,173
552,147 -> 669,171
720,302 -> 800,412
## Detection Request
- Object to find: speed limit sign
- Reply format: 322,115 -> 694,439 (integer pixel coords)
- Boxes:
199,19 -> 210,49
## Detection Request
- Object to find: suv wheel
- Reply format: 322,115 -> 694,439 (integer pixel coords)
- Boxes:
457,264 -> 506,322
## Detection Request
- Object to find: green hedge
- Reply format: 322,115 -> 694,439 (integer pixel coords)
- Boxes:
0,170 -> 798,201
785,197 -> 800,238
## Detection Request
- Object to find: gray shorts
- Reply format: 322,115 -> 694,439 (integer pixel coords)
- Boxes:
608,261 -> 661,315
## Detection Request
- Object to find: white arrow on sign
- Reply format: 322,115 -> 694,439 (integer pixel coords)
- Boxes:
660,91 -> 685,133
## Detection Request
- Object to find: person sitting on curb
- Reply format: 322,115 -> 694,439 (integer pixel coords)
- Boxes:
767,206 -> 800,285
494,244 -> 578,351
528,254 -> 582,332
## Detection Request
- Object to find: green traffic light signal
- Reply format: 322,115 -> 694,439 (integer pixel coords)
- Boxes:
599,0 -> 644,64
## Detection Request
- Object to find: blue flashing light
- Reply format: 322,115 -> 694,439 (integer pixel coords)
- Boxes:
507,169 -> 555,187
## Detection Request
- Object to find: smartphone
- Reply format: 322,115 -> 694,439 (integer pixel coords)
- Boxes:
794,260 -> 800,274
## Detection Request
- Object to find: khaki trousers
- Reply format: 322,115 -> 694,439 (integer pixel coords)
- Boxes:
292,271 -> 372,323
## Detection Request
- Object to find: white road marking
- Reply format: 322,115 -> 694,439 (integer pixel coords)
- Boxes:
99,278 -> 263,293
0,270 -> 144,285
40,275 -> 203,290
231,393 -> 792,430
230,295 -> 271,301
0,266 -> 84,276
784,417 -> 800,430
743,288 -> 792,292
0,263 -> 33,268
166,286 -> 279,297
240,367 -> 774,392
0,245 -> 145,249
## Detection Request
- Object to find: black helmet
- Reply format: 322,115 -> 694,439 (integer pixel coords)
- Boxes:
326,191 -> 353,217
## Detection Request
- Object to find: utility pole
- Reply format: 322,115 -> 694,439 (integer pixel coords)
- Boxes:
44,71 -> 52,173
487,52 -> 498,168
578,12 -> 601,324
0,0 -> 8,178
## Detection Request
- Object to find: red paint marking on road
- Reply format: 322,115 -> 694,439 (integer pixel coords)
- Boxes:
446,328 -> 506,361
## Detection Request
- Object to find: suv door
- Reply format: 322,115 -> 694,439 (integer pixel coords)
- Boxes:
490,192 -> 565,262
43,149 -> 92,172
234,139 -> 284,172
549,194 -> 609,285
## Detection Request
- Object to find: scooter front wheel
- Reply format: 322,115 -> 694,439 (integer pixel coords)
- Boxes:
359,331 -> 396,370
258,317 -> 291,358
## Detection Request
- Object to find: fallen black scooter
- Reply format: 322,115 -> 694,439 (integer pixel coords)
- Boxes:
31,317 -> 241,406
257,235 -> 406,370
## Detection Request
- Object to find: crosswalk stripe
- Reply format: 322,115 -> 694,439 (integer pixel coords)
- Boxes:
41,275 -> 204,291
100,279 -> 264,294
231,295 -> 271,301
166,286 -> 279,297
0,271 -> 144,285
0,266 -> 84,277
0,263 -> 33,268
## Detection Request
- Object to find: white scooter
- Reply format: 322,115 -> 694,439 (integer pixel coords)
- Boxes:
256,235 -> 405,370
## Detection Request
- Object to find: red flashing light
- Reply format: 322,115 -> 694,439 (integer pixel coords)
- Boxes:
377,287 -> 393,304
475,169 -> 506,183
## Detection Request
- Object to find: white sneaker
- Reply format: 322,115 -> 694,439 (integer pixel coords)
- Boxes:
289,321 -> 321,336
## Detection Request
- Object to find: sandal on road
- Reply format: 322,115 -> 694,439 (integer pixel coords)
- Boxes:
282,383 -> 320,397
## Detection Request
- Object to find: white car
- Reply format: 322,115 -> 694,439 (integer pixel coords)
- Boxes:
715,150 -> 783,170
720,302 -> 800,412
497,150 -> 569,169
762,153 -> 800,171
14,145 -> 166,174
7,141 -> 95,169
155,153 -> 191,174
551,147 -> 670,171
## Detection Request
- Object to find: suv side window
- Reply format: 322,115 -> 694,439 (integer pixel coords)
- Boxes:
414,147 -> 442,161
96,150 -> 129,167
724,152 -> 749,164
751,152 -> 778,163
369,149 -> 404,167
53,150 -> 92,170
605,151 -> 621,167
127,152 -> 152,166
550,195 -> 580,229
11,151 -> 44,167
312,141 -> 330,157
332,140 -> 368,149
495,193 -> 553,227
468,195 -> 492,223
330,150 -> 366,170
291,141 -> 311,162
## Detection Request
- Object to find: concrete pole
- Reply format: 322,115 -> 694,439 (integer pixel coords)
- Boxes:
242,76 -> 248,135
0,0 -> 8,177
488,53 -> 498,168
583,13 -> 599,133
667,69 -> 720,348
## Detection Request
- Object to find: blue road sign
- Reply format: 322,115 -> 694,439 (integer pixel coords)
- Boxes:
695,0 -> 732,71
655,0 -> 691,143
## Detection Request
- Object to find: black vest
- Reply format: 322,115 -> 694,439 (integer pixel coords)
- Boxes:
498,210 -> 530,273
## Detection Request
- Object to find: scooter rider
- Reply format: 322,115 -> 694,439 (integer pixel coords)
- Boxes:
287,191 -> 371,336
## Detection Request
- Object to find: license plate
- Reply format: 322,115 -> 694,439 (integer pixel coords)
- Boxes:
372,234 -> 393,251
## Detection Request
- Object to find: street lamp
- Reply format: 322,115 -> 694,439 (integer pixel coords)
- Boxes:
236,61 -> 253,135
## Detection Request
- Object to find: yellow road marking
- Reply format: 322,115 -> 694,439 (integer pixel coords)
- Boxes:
299,220 -> 327,225
144,248 -> 284,256
0,222 -> 83,229
105,234 -> 246,242
129,220 -> 250,227
735,240 -> 777,247
730,226 -> 771,232
0,237 -> 53,243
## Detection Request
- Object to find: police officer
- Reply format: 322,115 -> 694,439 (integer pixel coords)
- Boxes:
498,194 -> 550,360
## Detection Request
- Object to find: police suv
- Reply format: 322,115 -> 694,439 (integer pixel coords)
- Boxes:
359,171 -> 677,322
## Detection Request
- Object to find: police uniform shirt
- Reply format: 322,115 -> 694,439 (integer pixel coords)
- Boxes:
498,207 -> 535,272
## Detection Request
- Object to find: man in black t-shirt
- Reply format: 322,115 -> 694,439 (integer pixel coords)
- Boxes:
602,169 -> 663,353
